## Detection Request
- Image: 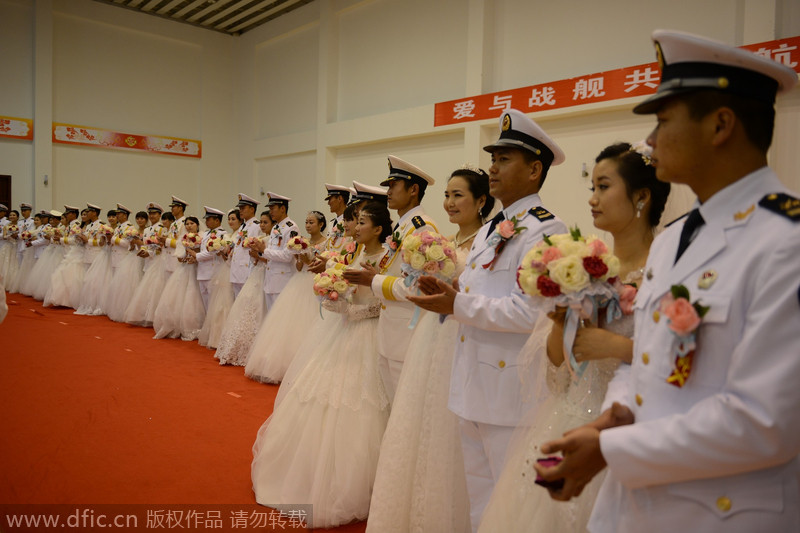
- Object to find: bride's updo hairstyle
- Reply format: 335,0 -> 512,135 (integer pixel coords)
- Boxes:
359,201 -> 393,242
595,142 -> 671,228
448,166 -> 495,220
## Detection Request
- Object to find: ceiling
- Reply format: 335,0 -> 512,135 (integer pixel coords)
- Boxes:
93,0 -> 316,36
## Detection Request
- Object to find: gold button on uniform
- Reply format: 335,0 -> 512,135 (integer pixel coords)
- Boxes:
716,496 -> 732,512
465,286 -> 470,293
498,360 -> 506,369
460,335 -> 465,342
642,353 -> 650,365
652,310 -> 660,323
381,304 -> 386,310
471,263 -> 476,269
635,394 -> 643,406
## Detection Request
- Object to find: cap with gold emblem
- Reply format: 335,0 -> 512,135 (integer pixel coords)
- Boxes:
324,183 -> 352,202
20,202 -> 32,210
381,155 -> 435,188
265,192 -> 290,208
236,193 -> 258,208
146,202 -> 164,213
351,181 -> 388,204
0,204 -> 8,211
86,203 -> 102,213
49,209 -> 63,217
116,203 -> 131,215
64,205 -> 79,215
203,206 -> 225,218
169,196 -> 188,208
634,29 -> 799,114
483,109 -> 565,169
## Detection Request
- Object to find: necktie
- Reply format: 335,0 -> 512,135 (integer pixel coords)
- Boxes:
674,208 -> 705,263
485,211 -> 505,240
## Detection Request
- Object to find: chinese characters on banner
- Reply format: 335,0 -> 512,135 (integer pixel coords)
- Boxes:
0,116 -> 33,140
52,123 -> 202,158
434,35 -> 800,127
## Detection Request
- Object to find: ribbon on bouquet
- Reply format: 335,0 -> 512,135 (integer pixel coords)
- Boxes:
562,296 -> 596,381
402,273 -> 423,329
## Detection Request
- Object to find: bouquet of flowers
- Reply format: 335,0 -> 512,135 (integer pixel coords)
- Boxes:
122,225 -> 140,239
42,226 -> 56,239
68,224 -> 82,236
143,234 -> 161,247
20,230 -> 33,242
399,230 -> 457,327
181,232 -> 201,250
312,262 -> 354,316
517,227 -> 621,379
319,250 -> 345,266
206,233 -> 233,252
287,235 -> 310,253
401,231 -> 457,283
97,224 -> 114,241
6,224 -> 19,237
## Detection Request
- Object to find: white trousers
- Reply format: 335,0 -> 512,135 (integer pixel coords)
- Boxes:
458,417 -> 515,533
231,282 -> 244,299
198,279 -> 211,310
377,355 -> 404,404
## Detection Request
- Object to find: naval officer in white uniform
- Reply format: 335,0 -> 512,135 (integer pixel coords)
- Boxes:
409,109 -> 567,530
259,192 -> 299,309
345,156 -> 439,403
534,30 -> 800,533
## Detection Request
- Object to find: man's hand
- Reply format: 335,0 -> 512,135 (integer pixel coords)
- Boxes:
342,262 -> 377,287
533,402 -> 634,501
308,257 -> 326,274
407,277 -> 458,315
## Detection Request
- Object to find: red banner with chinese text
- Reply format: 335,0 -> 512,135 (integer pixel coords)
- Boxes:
52,123 -> 202,158
434,35 -> 800,127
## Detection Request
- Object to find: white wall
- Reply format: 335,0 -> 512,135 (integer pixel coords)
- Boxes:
238,0 -> 799,239
0,0 -> 35,206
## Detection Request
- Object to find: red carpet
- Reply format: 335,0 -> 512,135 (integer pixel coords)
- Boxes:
0,293 -> 366,533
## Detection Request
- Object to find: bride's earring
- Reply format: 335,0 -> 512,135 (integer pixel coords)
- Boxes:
636,201 -> 645,218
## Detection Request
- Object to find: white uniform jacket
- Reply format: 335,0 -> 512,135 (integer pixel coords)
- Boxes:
29,225 -> 49,259
449,194 -> 566,426
325,214 -> 347,254
261,217 -> 299,295
590,168 -> 800,533
230,217 -> 261,284
82,219 -> 105,264
17,216 -> 34,254
140,222 -> 164,271
164,216 -> 186,270
370,205 -> 439,362
195,228 -> 227,281
110,221 -> 134,268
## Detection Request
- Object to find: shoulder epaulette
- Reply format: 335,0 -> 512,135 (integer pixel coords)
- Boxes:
412,216 -> 425,229
665,212 -> 689,227
286,220 -> 294,227
759,193 -> 800,222
528,206 -> 554,222
289,230 -> 299,238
